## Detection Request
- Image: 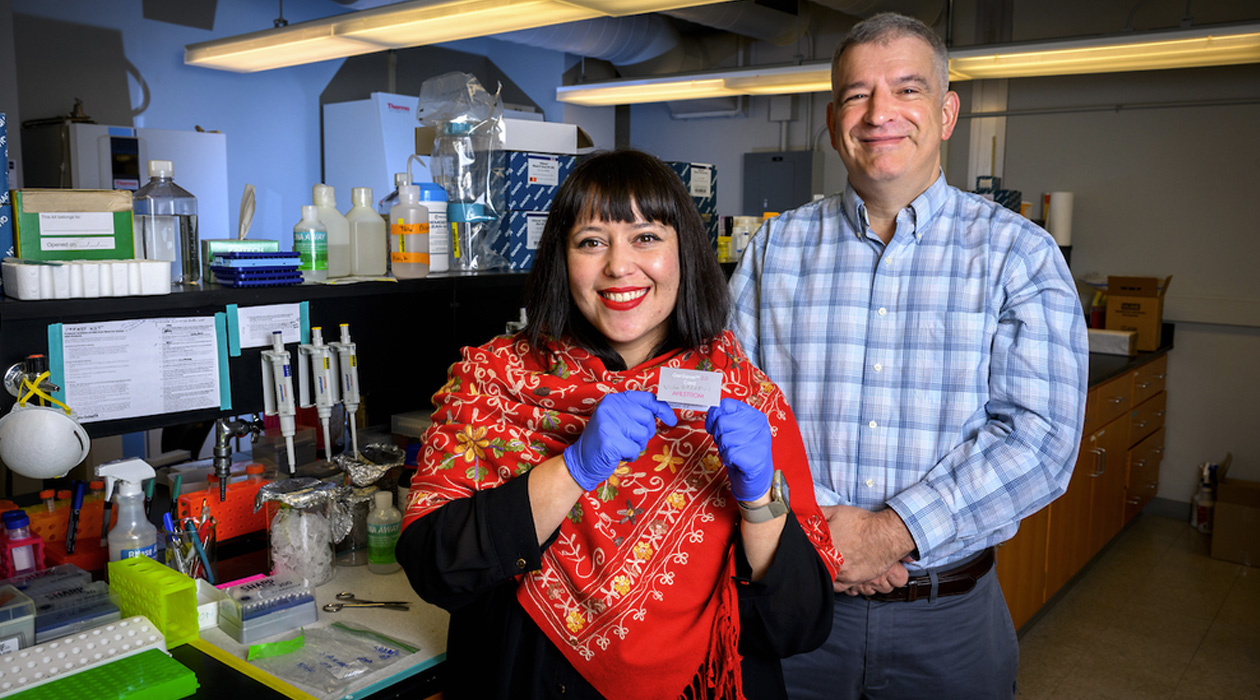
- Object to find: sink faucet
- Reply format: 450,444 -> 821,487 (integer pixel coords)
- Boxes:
213,415 -> 263,501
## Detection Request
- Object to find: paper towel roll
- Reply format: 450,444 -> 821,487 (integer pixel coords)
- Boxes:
1044,191 -> 1074,247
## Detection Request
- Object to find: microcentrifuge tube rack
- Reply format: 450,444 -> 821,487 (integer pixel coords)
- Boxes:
0,615 -> 165,697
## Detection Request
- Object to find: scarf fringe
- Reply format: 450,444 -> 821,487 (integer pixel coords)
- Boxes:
681,555 -> 744,700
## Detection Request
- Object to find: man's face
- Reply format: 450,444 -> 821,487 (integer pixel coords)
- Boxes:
827,35 -> 959,199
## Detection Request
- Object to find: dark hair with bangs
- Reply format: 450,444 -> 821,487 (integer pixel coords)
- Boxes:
523,148 -> 729,370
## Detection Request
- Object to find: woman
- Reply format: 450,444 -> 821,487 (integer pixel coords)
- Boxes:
398,149 -> 841,700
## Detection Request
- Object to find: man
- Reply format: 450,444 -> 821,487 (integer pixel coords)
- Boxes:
728,12 -> 1088,699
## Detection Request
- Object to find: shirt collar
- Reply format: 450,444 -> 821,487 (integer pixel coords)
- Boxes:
841,172 -> 952,243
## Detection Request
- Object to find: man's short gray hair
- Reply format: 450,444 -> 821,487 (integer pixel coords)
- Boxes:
831,12 -> 950,99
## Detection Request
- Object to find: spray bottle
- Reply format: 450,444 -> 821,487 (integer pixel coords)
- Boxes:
261,331 -> 298,474
329,323 -> 361,459
298,326 -> 340,460
95,458 -> 158,562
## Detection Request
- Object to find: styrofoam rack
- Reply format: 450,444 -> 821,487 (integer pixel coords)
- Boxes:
0,615 -> 165,698
1,259 -> 172,300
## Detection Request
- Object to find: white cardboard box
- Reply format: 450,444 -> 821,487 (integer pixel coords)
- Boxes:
1087,328 -> 1137,356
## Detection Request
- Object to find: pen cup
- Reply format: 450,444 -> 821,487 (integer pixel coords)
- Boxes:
163,521 -> 216,582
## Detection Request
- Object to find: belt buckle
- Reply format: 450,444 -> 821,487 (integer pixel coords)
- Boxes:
904,581 -> 920,602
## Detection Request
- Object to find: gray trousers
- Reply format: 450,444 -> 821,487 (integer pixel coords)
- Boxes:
781,568 -> 1017,700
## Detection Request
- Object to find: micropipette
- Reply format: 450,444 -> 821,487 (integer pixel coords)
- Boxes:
298,326 -> 340,461
261,331 -> 298,475
329,323 -> 361,459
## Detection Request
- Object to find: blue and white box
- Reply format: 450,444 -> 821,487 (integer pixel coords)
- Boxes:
666,162 -> 718,250
491,211 -> 547,271
494,151 -> 576,212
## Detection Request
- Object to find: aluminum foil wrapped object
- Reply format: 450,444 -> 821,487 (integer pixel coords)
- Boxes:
255,477 -> 353,544
332,443 -> 405,488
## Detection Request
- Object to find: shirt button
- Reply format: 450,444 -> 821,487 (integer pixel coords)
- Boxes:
865,479 -> 874,487
873,363 -> 882,372
516,558 -> 527,570
868,420 -> 877,429
878,307 -> 887,316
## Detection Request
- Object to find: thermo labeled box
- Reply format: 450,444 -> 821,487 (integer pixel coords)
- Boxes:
491,211 -> 547,271
666,162 -> 718,251
1105,275 -> 1171,352
12,189 -> 136,261
493,151 -> 575,211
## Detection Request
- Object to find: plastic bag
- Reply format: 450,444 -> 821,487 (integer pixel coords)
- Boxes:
416,72 -> 507,271
250,623 -> 416,696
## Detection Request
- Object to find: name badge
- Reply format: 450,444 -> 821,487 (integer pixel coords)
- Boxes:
656,368 -> 723,411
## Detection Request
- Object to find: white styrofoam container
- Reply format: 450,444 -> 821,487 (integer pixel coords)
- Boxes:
2,259 -> 171,300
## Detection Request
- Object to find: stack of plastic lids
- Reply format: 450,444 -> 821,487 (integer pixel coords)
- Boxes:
0,616 -> 197,699
209,251 -> 303,287
0,565 -> 120,644
106,558 -> 197,648
217,573 -> 316,644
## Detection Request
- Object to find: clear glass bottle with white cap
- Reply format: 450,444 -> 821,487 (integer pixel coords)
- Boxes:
134,159 -> 199,284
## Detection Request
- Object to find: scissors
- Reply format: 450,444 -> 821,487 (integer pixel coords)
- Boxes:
322,591 -> 411,612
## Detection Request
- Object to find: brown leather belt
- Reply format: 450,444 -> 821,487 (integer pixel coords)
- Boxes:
865,547 -> 995,603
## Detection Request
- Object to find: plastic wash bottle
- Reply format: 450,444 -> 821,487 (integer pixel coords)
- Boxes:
390,184 -> 429,279
313,184 -> 351,278
367,490 -> 401,574
96,458 -> 158,561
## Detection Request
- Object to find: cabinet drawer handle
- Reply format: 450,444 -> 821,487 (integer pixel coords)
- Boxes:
1127,497 -> 1141,505
1108,396 -> 1126,404
1152,447 -> 1164,455
1137,382 -> 1151,390
1155,411 -> 1165,417
1133,420 -> 1148,429
1134,459 -> 1147,467
1090,447 -> 1106,477
1156,373 -> 1167,379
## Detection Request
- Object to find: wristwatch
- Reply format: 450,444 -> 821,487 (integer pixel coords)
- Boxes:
737,469 -> 790,523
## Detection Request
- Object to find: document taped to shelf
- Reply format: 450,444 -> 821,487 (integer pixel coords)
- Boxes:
656,368 -> 722,411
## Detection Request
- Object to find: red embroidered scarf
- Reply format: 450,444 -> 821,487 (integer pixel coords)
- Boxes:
403,330 -> 840,700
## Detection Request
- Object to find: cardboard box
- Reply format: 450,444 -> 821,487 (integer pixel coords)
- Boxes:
491,211 -> 547,271
1105,275 -> 1171,352
1211,455 -> 1259,567
11,189 -> 135,261
666,161 -> 718,251
1087,328 -> 1137,356
415,118 -> 593,157
493,151 -> 575,211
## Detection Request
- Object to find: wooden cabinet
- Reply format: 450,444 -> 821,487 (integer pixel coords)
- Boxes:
996,506 -> 1049,630
1001,351 -> 1171,628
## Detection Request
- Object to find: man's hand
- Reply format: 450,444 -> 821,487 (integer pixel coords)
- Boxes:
836,561 -> 910,596
821,505 -> 917,588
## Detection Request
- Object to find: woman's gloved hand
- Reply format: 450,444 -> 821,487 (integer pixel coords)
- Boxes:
563,391 -> 677,491
705,398 -> 775,502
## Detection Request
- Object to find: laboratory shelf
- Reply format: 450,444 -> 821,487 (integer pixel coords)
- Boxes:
0,271 -> 530,438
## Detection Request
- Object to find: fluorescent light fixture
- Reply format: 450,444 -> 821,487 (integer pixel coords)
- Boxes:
185,0 -> 730,72
949,23 -> 1260,80
557,22 -> 1260,106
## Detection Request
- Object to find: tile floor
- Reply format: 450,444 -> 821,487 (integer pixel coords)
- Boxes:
1016,514 -> 1260,699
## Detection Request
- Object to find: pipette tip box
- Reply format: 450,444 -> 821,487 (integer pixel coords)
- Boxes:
218,574 -> 316,644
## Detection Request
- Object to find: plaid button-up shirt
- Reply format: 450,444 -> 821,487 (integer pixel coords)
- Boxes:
730,174 -> 1088,570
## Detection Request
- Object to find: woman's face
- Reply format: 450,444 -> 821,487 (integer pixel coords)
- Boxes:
567,208 -> 680,369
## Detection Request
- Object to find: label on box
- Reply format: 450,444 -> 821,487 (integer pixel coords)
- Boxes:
688,165 -> 712,198
656,367 -> 722,410
39,212 -> 115,235
527,155 -> 560,187
42,236 -> 117,251
526,212 -> 546,250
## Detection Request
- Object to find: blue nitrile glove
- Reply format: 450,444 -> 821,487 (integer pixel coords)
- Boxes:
563,391 -> 678,492
705,398 -> 775,502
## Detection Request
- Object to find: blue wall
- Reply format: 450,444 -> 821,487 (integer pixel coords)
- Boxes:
12,0 -> 568,244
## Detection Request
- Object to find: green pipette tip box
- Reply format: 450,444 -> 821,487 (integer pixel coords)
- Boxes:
6,648 -> 197,700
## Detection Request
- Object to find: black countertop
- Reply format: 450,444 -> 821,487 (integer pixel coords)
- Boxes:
1087,322 -> 1174,387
